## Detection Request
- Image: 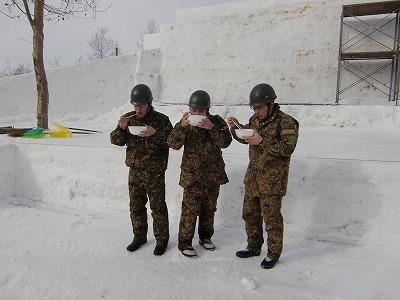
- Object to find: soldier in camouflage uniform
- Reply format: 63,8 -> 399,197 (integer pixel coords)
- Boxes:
168,90 -> 232,257
228,83 -> 299,269
110,84 -> 173,256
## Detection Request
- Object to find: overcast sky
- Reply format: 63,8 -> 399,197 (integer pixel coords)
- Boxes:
0,0 -> 241,70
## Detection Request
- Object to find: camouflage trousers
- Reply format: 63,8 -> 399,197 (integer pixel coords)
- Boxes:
242,194 -> 284,261
128,168 -> 169,245
178,181 -> 220,251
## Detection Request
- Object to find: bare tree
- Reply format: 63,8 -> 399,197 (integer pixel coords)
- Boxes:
0,61 -> 32,78
1,1 -> 109,129
137,19 -> 160,50
13,62 -> 32,75
87,26 -> 118,60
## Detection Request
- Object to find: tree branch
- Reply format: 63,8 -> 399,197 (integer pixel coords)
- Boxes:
11,0 -> 26,15
0,9 -> 17,18
21,0 -> 34,26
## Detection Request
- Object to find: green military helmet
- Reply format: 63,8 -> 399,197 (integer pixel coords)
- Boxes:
189,90 -> 211,109
130,84 -> 153,105
249,83 -> 277,107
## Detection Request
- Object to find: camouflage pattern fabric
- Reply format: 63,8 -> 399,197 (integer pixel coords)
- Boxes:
231,103 -> 299,261
110,106 -> 172,244
110,106 -> 173,173
178,181 -> 220,250
242,194 -> 283,261
231,104 -> 299,196
128,168 -> 169,245
168,113 -> 232,250
167,114 -> 232,188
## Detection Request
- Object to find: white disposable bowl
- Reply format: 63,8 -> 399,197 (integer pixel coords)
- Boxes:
128,126 -> 147,135
235,129 -> 255,139
188,115 -> 206,126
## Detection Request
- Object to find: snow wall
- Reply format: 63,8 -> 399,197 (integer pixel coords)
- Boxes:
0,54 -> 138,123
157,0 -> 400,105
1,142 -> 399,249
1,0 -> 400,123
0,144 -> 15,199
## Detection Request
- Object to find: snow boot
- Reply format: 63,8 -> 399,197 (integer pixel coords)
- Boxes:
126,238 -> 147,252
199,238 -> 216,251
261,257 -> 277,269
153,243 -> 168,256
181,246 -> 198,258
236,248 -> 261,258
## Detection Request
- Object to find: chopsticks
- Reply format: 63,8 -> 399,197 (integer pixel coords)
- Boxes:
233,120 -> 244,129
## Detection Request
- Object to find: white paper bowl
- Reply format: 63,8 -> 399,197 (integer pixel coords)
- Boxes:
235,129 -> 255,139
188,115 -> 206,126
128,126 -> 146,135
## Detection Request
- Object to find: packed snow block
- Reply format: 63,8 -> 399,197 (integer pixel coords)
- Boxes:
48,55 -> 138,118
6,140 -> 400,248
13,144 -> 128,210
165,104 -> 400,129
143,33 -> 161,50
164,151 -> 184,218
0,74 -> 36,123
134,49 -> 162,102
13,147 -> 43,202
282,105 -> 400,128
159,0 -> 395,105
0,54 -> 138,123
284,158 -> 400,247
0,144 -> 16,199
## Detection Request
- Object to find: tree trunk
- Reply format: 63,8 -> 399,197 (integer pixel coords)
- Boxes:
32,0 -> 49,129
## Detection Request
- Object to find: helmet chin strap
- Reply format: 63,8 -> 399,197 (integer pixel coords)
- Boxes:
266,102 -> 274,116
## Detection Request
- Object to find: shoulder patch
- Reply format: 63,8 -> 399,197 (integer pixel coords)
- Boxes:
281,128 -> 297,135
281,123 -> 297,130
280,121 -> 298,136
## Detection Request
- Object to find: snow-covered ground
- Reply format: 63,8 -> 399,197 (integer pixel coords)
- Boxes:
1,102 -> 400,299
1,200 -> 398,300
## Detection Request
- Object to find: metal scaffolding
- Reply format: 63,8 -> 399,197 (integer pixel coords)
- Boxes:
336,1 -> 400,105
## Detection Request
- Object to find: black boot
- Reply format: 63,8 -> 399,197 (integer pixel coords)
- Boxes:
236,248 -> 261,258
126,238 -> 147,252
153,243 -> 167,256
261,257 -> 277,269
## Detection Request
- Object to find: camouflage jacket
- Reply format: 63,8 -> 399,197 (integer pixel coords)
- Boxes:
168,114 -> 232,188
110,106 -> 173,173
231,104 -> 299,196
